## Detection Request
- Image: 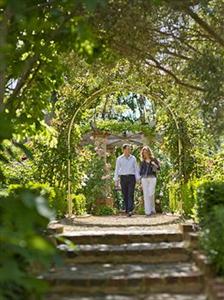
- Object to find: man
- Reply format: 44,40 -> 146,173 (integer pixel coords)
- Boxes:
114,144 -> 140,217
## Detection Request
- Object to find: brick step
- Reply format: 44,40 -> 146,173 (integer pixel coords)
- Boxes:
45,293 -> 207,300
58,242 -> 190,264
57,231 -> 183,245
42,262 -> 204,295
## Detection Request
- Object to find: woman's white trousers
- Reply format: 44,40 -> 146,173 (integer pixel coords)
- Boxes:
141,177 -> 157,215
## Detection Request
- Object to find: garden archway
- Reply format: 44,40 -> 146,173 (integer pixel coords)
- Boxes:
67,83 -> 182,217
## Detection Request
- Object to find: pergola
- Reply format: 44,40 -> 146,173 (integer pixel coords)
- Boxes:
80,129 -> 146,209
81,130 -> 146,152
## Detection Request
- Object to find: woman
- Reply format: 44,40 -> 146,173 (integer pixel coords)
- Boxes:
139,146 -> 160,216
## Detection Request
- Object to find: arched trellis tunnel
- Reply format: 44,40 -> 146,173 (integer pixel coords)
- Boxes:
67,83 -> 183,217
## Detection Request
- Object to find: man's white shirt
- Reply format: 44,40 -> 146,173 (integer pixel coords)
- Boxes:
114,154 -> 140,181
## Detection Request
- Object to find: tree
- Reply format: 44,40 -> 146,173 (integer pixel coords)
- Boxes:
0,0 -> 105,137
92,0 -> 224,138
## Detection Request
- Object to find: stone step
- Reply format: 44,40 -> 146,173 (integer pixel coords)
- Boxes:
45,293 -> 207,300
58,242 -> 190,264
42,262 -> 204,295
58,231 -> 183,245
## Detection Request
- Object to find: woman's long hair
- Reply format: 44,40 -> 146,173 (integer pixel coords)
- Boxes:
141,146 -> 153,161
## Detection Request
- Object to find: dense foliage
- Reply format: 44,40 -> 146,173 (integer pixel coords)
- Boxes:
201,206 -> 224,276
196,181 -> 224,224
196,178 -> 224,276
0,183 -> 56,299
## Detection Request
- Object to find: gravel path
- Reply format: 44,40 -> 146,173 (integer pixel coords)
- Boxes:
55,214 -> 186,234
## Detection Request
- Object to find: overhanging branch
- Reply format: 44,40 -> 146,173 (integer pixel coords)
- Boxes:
184,6 -> 224,48
145,56 -> 205,92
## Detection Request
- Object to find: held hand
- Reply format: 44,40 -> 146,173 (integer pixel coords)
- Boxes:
136,177 -> 141,184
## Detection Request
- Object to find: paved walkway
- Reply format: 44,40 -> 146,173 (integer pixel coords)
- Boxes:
58,214 -> 184,234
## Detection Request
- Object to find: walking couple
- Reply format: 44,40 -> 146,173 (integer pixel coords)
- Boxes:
114,144 -> 160,217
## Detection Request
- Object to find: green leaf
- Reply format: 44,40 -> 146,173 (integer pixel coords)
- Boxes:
35,196 -> 55,220
0,113 -> 13,141
0,153 -> 9,163
151,0 -> 161,5
13,142 -> 33,160
5,146 -> 17,160
83,0 -> 106,11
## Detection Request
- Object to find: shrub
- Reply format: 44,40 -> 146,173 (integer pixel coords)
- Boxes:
8,181 -> 58,217
8,181 -> 56,203
167,178 -> 222,219
50,187 -> 67,218
196,180 -> 224,224
3,160 -> 37,185
82,155 -> 110,213
112,188 -> 124,210
0,184 -> 55,299
94,205 -> 116,216
181,180 -> 197,217
200,205 -> 224,276
135,203 -> 145,215
8,182 -> 69,218
72,193 -> 87,215
168,181 -> 181,214
155,160 -> 171,212
168,181 -> 194,215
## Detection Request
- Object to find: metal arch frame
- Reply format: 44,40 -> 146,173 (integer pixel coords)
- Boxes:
67,83 -> 182,217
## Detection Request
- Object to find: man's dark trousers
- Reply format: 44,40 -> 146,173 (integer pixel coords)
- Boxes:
120,175 -> 136,213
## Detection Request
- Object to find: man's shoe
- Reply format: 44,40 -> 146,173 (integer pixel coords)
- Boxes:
128,211 -> 132,217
